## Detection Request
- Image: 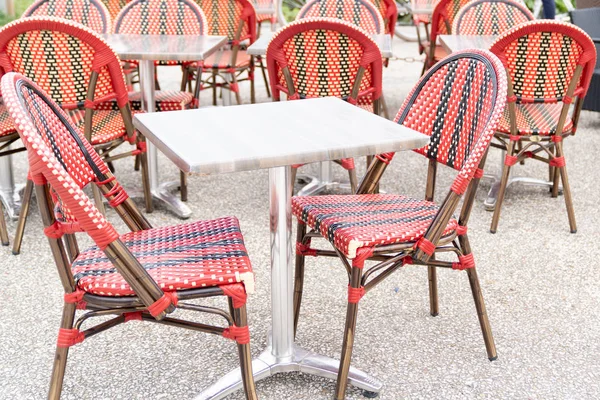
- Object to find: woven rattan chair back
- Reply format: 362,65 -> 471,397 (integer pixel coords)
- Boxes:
114,0 -> 207,34
101,0 -> 132,19
196,0 -> 257,43
297,0 -> 385,34
431,0 -> 472,40
23,0 -> 112,33
266,18 -> 383,110
453,0 -> 533,35
0,17 -> 134,143
365,0 -> 396,35
489,20 -> 596,106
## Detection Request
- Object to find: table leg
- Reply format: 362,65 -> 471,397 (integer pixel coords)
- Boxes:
139,60 -> 192,219
0,151 -> 24,221
194,166 -> 382,400
296,161 -> 352,196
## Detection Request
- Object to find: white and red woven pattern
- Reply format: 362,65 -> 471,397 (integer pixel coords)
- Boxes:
197,0 -> 257,42
127,90 -> 194,111
101,0 -> 131,19
297,0 -> 385,34
72,216 -> 254,296
453,0 -> 533,36
200,50 -> 252,69
365,0 -> 396,35
292,194 -> 459,258
23,0 -> 112,33
496,103 -> 574,136
253,0 -> 276,24
114,0 -> 207,35
0,104 -> 16,138
68,109 -> 141,144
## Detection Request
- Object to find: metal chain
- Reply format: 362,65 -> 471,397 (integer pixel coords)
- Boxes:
388,55 -> 424,63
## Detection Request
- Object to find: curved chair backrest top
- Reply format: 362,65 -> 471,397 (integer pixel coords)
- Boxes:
23,0 -> 112,33
1,72 -> 169,317
266,18 -> 383,108
196,0 -> 257,43
101,0 -> 132,20
430,0 -> 472,45
114,0 -> 207,35
490,20 -> 597,104
365,0 -> 396,35
297,0 -> 385,34
0,17 -> 129,112
453,0 -> 533,35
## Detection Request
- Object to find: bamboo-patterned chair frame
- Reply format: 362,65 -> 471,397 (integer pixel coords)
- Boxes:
292,50 -> 507,399
1,72 -> 257,400
452,0 -> 533,35
23,0 -> 112,33
297,0 -> 385,34
0,17 -> 151,255
266,17 -> 383,193
190,0 -> 258,105
488,21 -> 596,233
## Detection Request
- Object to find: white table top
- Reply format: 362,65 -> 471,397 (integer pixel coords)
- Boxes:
439,35 -> 497,54
410,5 -> 434,15
247,32 -> 393,58
102,34 -> 228,61
133,97 -> 429,174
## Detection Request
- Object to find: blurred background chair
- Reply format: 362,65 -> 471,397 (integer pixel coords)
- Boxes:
570,7 -> 600,112
101,0 -> 132,19
297,0 -> 385,34
266,17 -> 383,194
23,0 -> 112,32
489,20 -> 597,233
453,0 -> 533,35
366,0 -> 397,35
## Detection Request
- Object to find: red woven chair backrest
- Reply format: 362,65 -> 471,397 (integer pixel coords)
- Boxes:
1,73 -> 118,246
365,0 -> 396,35
0,17 -> 129,112
453,0 -> 533,35
196,0 -> 257,43
297,0 -> 385,34
266,18 -> 383,108
430,0 -> 472,45
101,0 -> 132,20
396,50 -> 507,189
114,0 -> 207,34
489,20 -> 597,104
23,0 -> 112,33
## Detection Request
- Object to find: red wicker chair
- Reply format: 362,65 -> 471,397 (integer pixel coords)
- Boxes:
101,0 -> 132,19
113,0 -> 204,111
266,17 -> 383,194
453,0 -> 533,35
489,21 -> 597,233
1,71 -> 258,400
365,0 -> 397,35
291,49 -> 507,399
23,0 -> 112,33
422,0 -> 472,73
0,17 -> 152,255
254,0 -> 277,27
297,0 -> 385,34
189,0 -> 258,105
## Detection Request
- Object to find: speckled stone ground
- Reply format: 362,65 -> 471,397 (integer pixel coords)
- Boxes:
1,30 -> 599,400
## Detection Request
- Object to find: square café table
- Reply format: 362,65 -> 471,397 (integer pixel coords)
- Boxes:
103,34 -> 228,219
134,97 -> 429,399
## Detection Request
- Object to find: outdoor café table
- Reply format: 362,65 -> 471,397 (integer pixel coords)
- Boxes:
103,34 -> 228,218
133,97 -> 429,399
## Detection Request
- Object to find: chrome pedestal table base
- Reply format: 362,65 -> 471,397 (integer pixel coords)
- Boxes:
297,161 -> 352,196
195,166 -> 382,400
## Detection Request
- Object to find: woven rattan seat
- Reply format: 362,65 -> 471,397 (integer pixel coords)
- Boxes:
0,104 -> 15,137
67,109 -> 138,144
127,90 -> 194,111
292,194 -> 458,259
199,50 -> 253,70
496,103 -> 574,136
73,216 -> 253,296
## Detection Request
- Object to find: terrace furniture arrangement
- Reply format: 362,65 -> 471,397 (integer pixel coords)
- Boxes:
452,0 -> 534,35
488,21 -> 597,233
292,49 -> 507,399
266,18 -> 383,194
1,71 -> 258,400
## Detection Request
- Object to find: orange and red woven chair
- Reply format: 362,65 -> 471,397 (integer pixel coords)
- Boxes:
365,0 -> 397,35
254,0 -> 277,27
266,17 -> 383,194
453,0 -> 533,35
189,0 -> 258,105
101,0 -> 132,19
0,17 -> 152,255
1,71 -> 258,400
291,49 -> 507,399
488,21 -> 597,233
422,0 -> 472,73
113,0 -> 204,111
297,0 -> 385,34
23,0 -> 112,33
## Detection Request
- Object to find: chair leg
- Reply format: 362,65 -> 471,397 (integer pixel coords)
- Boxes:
12,179 -> 33,255
180,171 -> 188,202
348,168 -> 358,194
466,265 -> 497,361
139,148 -> 153,213
230,301 -> 258,400
428,265 -> 439,316
48,303 -> 77,400
0,199 -> 8,246
490,140 -> 516,233
293,221 -> 307,338
92,184 -> 106,215
180,66 -> 189,92
335,265 -> 363,400
212,70 -> 218,106
555,142 -> 577,233
134,154 -> 141,171
258,56 -> 271,98
250,63 -> 256,104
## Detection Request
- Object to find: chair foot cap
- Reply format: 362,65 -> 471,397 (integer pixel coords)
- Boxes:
570,229 -> 577,234
12,250 -> 20,255
362,390 -> 379,398
489,356 -> 498,361
1,241 -> 8,246
490,229 -> 496,234
430,312 -> 439,317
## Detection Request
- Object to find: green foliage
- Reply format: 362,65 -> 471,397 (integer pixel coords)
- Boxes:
0,0 -> 35,26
